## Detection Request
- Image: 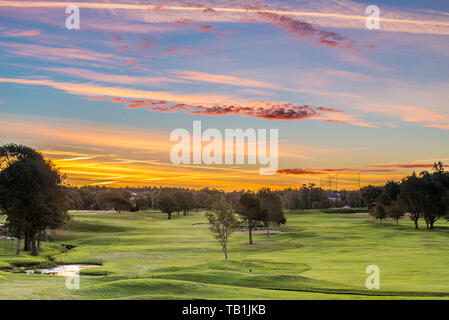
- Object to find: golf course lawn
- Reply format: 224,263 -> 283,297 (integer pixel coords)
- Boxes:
1,209 -> 449,300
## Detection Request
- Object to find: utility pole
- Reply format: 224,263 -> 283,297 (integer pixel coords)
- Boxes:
358,172 -> 361,189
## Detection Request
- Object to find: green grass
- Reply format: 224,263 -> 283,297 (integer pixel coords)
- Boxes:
1,209 -> 449,299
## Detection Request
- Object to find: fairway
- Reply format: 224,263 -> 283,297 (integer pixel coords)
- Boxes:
1,210 -> 449,300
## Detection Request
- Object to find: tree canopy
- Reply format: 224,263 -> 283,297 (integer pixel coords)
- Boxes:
0,144 -> 69,255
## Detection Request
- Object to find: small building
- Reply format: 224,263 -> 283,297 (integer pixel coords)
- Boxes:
327,192 -> 341,201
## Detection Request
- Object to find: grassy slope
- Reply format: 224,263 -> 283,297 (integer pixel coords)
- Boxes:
1,209 -> 449,300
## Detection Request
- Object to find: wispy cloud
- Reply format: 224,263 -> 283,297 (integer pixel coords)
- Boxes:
367,164 -> 441,169
0,41 -> 114,63
277,167 -> 397,175
356,104 -> 449,130
173,70 -> 279,89
42,67 -> 182,86
1,29 -> 41,37
1,0 -> 448,35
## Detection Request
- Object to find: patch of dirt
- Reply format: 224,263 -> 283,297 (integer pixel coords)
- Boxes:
72,211 -> 116,215
193,223 -> 211,226
352,212 -> 370,216
233,230 -> 283,234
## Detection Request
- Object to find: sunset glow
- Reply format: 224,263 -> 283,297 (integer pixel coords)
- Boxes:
1,0 -> 448,190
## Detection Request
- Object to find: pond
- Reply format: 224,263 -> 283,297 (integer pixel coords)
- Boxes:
25,264 -> 100,276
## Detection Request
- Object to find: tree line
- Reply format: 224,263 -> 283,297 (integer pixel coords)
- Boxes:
367,162 -> 449,229
64,184 -> 367,214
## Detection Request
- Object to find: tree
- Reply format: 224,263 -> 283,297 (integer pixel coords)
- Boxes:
0,144 -> 69,255
372,203 -> 386,223
399,171 -> 449,229
175,190 -> 194,216
157,196 -> 177,219
386,201 -> 404,224
235,192 -> 265,244
419,171 -> 448,229
399,173 -> 423,229
361,185 -> 383,206
257,188 -> 285,237
383,181 -> 401,204
205,195 -> 239,259
97,189 -> 131,213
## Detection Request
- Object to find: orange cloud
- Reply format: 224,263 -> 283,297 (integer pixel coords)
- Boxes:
174,70 -> 278,89
356,104 -> 449,130
0,76 -> 232,105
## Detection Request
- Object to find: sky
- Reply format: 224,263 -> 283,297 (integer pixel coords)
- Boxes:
0,0 -> 448,190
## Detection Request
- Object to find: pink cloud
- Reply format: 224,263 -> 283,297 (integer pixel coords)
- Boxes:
257,12 -> 357,50
86,97 -> 107,101
108,98 -> 368,125
198,25 -> 215,31
109,98 -> 167,109
2,29 -> 41,37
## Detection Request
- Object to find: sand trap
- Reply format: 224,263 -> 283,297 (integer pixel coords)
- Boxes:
72,211 -> 116,215
73,211 -> 97,215
233,230 -> 283,234
352,212 -> 412,219
193,224 -> 283,233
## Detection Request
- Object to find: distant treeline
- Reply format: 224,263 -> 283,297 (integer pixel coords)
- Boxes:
64,162 -> 449,231
64,184 -> 367,212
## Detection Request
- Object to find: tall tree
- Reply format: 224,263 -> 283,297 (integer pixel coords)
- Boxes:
0,144 -> 69,255
419,171 -> 448,229
236,192 -> 265,244
205,195 -> 239,259
399,173 -> 423,229
257,188 -> 286,237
